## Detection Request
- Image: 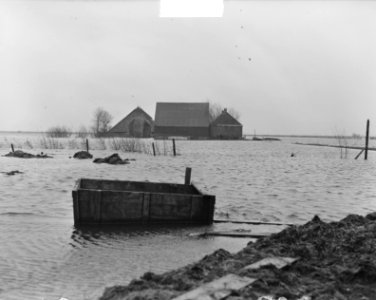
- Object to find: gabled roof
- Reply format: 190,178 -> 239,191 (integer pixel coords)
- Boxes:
155,102 -> 210,127
211,109 -> 242,126
109,107 -> 153,132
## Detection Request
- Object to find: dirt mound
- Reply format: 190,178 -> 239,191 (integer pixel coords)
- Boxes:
73,151 -> 93,159
4,150 -> 52,158
93,153 -> 130,165
99,214 -> 376,300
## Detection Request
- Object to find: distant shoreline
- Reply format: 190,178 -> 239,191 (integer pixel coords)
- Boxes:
0,131 -> 374,140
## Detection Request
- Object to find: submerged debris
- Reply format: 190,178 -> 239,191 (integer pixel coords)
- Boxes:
73,151 -> 93,159
4,150 -> 52,158
93,153 -> 131,165
1,170 -> 23,176
99,213 -> 376,300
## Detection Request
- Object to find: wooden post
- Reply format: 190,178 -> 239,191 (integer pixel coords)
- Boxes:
365,119 -> 370,160
185,167 -> 192,185
172,139 -> 176,156
11,144 -> 14,152
152,142 -> 156,156
355,149 -> 365,160
86,139 -> 89,152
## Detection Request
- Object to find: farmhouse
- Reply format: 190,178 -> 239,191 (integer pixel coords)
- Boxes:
210,108 -> 243,139
106,107 -> 154,138
153,102 -> 210,139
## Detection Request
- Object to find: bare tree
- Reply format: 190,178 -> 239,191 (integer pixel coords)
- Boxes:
209,102 -> 241,122
227,108 -> 241,121
77,125 -> 89,138
209,102 -> 223,122
92,107 -> 113,136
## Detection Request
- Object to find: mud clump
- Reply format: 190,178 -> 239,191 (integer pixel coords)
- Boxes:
4,150 -> 52,158
73,151 -> 93,159
93,153 -> 131,165
99,213 -> 376,300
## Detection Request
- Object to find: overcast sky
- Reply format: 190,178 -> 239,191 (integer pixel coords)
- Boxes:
1,0 -> 375,135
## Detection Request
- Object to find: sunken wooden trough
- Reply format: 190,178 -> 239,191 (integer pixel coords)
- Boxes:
72,176 -> 215,226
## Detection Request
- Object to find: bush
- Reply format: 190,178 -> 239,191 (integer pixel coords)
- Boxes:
40,137 -> 63,149
46,126 -> 71,138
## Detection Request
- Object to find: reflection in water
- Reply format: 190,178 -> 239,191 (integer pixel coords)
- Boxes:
69,223 -> 212,248
63,223 -> 248,300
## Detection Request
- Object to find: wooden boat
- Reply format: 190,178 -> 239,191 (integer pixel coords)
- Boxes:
72,178 -> 215,226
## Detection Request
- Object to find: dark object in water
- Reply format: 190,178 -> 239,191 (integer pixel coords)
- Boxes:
4,150 -> 52,158
214,219 -> 293,226
252,137 -> 280,141
93,153 -> 129,165
189,231 -> 269,238
1,170 -> 23,176
73,151 -> 93,159
291,152 -> 295,157
72,178 -> 215,225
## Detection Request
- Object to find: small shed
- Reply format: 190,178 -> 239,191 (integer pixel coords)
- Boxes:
210,109 -> 243,139
107,107 -> 154,138
154,102 -> 210,139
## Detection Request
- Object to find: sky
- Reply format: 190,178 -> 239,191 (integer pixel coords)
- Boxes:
0,0 -> 376,135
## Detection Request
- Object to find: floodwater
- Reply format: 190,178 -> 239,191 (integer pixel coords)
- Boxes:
1,133 -> 376,300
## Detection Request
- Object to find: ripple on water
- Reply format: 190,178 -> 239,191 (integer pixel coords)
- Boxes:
1,138 -> 376,299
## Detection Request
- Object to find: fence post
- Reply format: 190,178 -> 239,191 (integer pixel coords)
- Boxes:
11,144 -> 14,153
86,139 -> 89,152
365,119 -> 370,160
185,167 -> 192,185
355,149 -> 365,160
172,139 -> 176,156
152,142 -> 156,156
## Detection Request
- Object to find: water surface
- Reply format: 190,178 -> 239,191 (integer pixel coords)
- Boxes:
1,134 -> 375,299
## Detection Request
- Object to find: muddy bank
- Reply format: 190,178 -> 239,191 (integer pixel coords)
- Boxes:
99,213 -> 376,300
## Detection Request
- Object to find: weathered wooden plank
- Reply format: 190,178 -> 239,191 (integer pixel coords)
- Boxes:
191,195 -> 204,220
243,257 -> 298,270
72,179 -> 81,224
185,167 -> 192,185
77,190 -> 101,222
80,178 -> 199,195
142,193 -> 150,222
172,274 -> 256,300
190,231 -> 268,238
172,257 -> 298,300
100,191 -> 143,222
72,190 -> 79,224
213,219 -> 294,226
149,194 -> 191,220
74,179 -> 216,225
203,195 -> 215,224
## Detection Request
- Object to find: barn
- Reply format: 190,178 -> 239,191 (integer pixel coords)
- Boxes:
153,102 -> 210,139
210,108 -> 243,139
106,107 -> 154,138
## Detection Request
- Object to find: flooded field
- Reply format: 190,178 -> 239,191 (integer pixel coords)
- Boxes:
1,133 -> 375,300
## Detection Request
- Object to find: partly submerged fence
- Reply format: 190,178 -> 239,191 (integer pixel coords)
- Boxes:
2,136 -> 179,156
